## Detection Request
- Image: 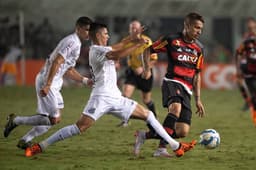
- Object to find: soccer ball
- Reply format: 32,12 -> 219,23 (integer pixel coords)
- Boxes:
199,129 -> 220,149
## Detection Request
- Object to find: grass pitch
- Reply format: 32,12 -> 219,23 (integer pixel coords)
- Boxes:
0,86 -> 255,170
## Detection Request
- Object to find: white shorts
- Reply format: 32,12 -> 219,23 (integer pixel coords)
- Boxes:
35,74 -> 64,118
82,95 -> 137,121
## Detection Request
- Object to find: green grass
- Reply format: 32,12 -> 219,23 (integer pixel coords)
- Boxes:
0,86 -> 255,170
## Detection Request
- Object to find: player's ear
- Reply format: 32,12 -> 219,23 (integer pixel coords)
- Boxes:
96,32 -> 101,40
184,21 -> 189,30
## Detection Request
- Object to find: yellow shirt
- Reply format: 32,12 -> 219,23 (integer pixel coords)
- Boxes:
124,35 -> 158,70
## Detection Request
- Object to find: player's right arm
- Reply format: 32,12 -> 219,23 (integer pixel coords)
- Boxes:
235,44 -> 244,79
64,67 -> 93,87
106,38 -> 148,60
40,54 -> 64,97
111,36 -> 133,51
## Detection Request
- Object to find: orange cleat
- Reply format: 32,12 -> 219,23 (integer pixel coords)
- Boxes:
174,140 -> 197,157
25,143 -> 42,157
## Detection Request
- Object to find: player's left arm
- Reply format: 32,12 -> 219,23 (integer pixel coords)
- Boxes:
193,72 -> 205,117
64,67 -> 93,87
40,54 -> 65,97
107,38 -> 148,60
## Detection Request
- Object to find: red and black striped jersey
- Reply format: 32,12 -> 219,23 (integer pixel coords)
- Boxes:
236,36 -> 256,75
150,32 -> 204,91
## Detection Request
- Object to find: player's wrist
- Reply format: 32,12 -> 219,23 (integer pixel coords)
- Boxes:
194,95 -> 200,101
45,82 -> 51,87
82,77 -> 88,85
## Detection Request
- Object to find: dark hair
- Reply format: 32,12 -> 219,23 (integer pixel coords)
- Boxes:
76,16 -> 93,27
246,17 -> 256,23
89,22 -> 108,39
184,12 -> 204,25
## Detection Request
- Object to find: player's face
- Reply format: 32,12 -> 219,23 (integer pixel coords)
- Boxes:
77,25 -> 90,41
129,22 -> 142,37
247,20 -> 256,34
96,28 -> 109,46
186,20 -> 204,41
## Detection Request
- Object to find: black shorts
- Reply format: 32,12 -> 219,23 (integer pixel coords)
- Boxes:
124,68 -> 153,93
240,63 -> 248,74
162,80 -> 192,125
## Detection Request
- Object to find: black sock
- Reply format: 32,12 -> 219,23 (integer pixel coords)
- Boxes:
162,113 -> 178,130
159,113 -> 178,147
146,101 -> 157,117
145,113 -> 178,141
146,101 -> 157,132
239,85 -> 249,101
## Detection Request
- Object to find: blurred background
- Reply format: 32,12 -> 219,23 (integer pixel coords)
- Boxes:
0,0 -> 254,89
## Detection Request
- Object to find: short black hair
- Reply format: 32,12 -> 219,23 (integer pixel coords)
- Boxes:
76,16 -> 93,27
89,22 -> 108,39
184,12 -> 204,25
246,17 -> 256,23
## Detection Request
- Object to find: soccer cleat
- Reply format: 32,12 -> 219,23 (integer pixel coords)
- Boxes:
174,140 -> 197,157
182,140 -> 197,152
153,148 -> 173,157
3,113 -> 18,137
17,139 -> 33,150
25,143 -> 42,157
133,130 -> 146,156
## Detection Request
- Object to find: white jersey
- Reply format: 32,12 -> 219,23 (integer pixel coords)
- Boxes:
38,32 -> 81,90
89,45 -> 121,97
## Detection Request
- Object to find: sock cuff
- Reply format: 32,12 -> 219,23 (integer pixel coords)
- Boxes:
167,113 -> 178,120
73,124 -> 81,134
146,111 -> 154,123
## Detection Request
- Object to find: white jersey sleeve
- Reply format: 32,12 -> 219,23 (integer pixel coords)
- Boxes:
58,38 -> 80,67
39,33 -> 81,90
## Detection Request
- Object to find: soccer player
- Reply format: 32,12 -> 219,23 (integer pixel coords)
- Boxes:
242,17 -> 256,38
236,17 -> 256,111
0,45 -> 22,85
24,22 -> 195,158
3,16 -> 93,149
235,35 -> 256,126
134,12 -> 205,157
117,20 -> 158,128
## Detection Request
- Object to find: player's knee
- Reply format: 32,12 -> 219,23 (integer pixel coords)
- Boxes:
49,117 -> 61,125
175,128 -> 189,138
168,104 -> 181,115
176,131 -> 188,138
77,125 -> 84,132
77,123 -> 92,133
76,116 -> 94,133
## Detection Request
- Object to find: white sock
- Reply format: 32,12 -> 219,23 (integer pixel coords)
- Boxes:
14,115 -> 51,126
39,124 -> 81,151
146,111 -> 180,150
21,126 -> 51,142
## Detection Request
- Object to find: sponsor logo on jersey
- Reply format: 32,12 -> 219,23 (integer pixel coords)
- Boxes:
88,108 -> 96,114
175,40 -> 181,46
177,54 -> 198,63
176,46 -> 198,56
177,48 -> 182,52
